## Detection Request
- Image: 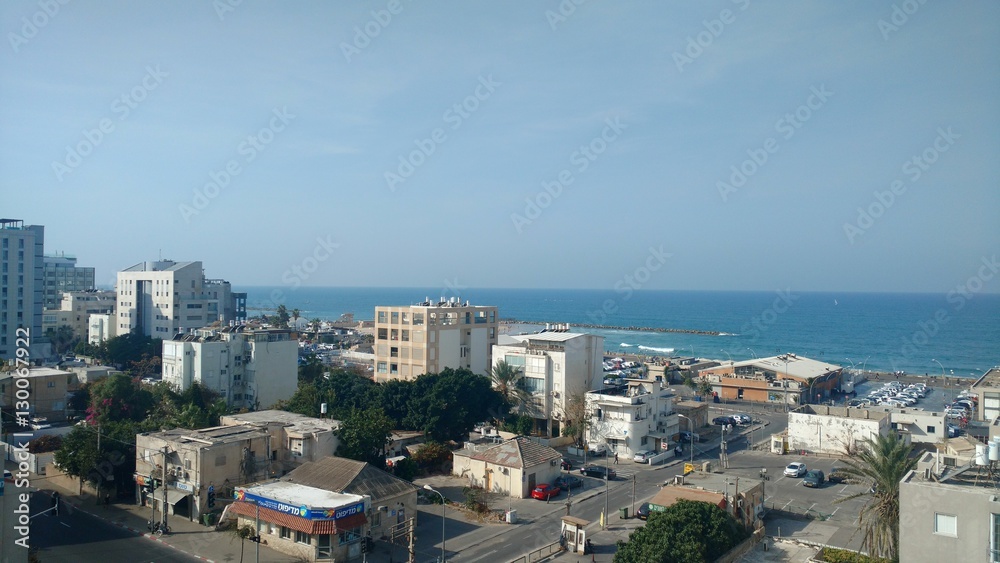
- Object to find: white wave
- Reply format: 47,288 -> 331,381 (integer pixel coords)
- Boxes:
718,332 -> 739,336
638,345 -> 675,353
619,343 -> 634,347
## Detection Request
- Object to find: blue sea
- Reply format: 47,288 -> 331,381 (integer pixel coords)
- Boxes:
237,287 -> 1000,379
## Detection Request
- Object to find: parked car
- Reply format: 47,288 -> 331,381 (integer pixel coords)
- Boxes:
560,459 -> 573,470
530,484 -> 561,500
732,413 -> 752,425
554,475 -> 583,490
3,469 -> 11,481
803,470 -> 826,488
784,462 -> 807,477
587,443 -> 608,457
712,416 -> 736,426
675,431 -> 701,443
580,465 -> 617,480
636,502 -> 651,520
827,470 -> 849,484
633,450 -> 654,463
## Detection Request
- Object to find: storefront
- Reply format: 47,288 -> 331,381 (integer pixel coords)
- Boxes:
231,482 -> 370,561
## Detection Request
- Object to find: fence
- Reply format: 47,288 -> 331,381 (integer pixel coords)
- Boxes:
507,541 -> 563,563
2,440 -> 52,475
716,527 -> 766,563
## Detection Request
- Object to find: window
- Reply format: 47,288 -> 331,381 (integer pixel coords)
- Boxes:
391,311 -> 399,323
520,377 -> 544,393
413,313 -> 424,325
295,530 -> 309,544
215,454 -> 227,466
401,330 -> 409,342
927,426 -> 935,433
338,527 -> 362,545
934,513 -> 957,536
991,513 -> 1000,562
401,312 -> 409,324
318,534 -> 332,558
377,328 -> 387,340
377,362 -> 387,374
280,526 -> 292,539
378,311 -> 387,323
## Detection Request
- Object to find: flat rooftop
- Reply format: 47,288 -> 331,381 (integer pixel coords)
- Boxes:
223,410 -> 339,434
242,480 -> 364,509
143,425 -> 271,446
972,367 -> 1000,390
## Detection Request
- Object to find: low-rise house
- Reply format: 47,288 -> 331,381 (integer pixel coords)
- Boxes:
786,405 -> 890,455
585,380 -> 679,458
452,437 -> 562,498
970,367 -> 1000,422
283,456 -> 420,540
387,430 -> 424,458
220,410 -> 339,474
673,400 -> 709,431
698,354 -> 843,406
231,480 -> 370,562
0,367 -> 71,422
664,471 -> 765,531
648,486 -> 725,512
134,425 -> 272,521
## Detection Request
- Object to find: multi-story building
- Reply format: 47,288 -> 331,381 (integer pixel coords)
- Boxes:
220,410 -> 340,474
786,405 -> 891,455
87,312 -> 116,344
585,380 -> 679,458
698,354 -> 843,406
116,260 -> 246,338
373,298 -> 498,382
42,290 -> 115,339
899,462 -> 1000,563
42,253 -> 95,309
161,326 -> 297,410
492,329 -> 604,437
0,367 -> 70,422
134,425 -> 273,522
970,366 -> 1000,423
0,218 -> 45,360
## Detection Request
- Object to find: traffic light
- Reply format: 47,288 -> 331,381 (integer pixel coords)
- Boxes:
361,538 -> 369,553
207,490 -> 216,508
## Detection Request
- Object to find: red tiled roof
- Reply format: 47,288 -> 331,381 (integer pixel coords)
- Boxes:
230,501 -> 367,534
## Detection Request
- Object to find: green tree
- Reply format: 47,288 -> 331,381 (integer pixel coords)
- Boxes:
411,441 -> 453,471
275,305 -> 290,328
87,373 -> 154,425
833,433 -> 918,561
46,325 -> 78,355
298,354 -> 326,385
614,499 -> 747,563
291,308 -> 300,327
391,457 -> 419,481
335,407 -> 393,467
101,332 -> 162,368
488,361 -> 530,418
405,369 -> 503,442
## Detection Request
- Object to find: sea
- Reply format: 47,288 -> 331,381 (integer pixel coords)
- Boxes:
237,287 -> 1000,380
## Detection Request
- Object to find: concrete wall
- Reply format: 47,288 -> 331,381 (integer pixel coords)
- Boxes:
786,407 -> 888,454
899,477 -> 992,563
888,409 -> 946,444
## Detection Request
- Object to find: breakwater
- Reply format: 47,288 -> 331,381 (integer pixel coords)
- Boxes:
501,319 -> 723,336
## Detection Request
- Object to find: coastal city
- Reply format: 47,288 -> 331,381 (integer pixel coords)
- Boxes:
1,225 -> 998,563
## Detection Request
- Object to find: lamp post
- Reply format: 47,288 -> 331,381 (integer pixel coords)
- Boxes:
932,359 -> 945,384
721,349 -> 732,364
677,414 -> 694,466
423,485 -> 446,562
747,348 -> 757,359
861,356 -> 870,376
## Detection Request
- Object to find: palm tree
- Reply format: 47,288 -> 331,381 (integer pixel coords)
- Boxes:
488,361 -> 532,418
833,432 -> 918,561
291,308 -> 300,328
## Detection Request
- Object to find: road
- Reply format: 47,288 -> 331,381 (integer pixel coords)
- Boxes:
29,494 -> 198,563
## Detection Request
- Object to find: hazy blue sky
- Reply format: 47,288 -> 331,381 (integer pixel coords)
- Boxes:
2,1 -> 998,293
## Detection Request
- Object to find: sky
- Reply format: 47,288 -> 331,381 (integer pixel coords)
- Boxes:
1,1 -> 998,294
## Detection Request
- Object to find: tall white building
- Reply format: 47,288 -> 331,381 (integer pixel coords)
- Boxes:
116,260 -> 244,338
586,380 -> 679,458
373,298 -> 498,382
42,289 -> 115,340
0,218 -> 46,360
161,326 -> 297,410
492,329 -> 604,437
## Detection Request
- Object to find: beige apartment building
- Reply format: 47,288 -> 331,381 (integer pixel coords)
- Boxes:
373,298 -> 498,382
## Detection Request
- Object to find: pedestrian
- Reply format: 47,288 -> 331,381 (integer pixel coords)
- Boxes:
104,492 -> 110,508
614,453 -> 619,464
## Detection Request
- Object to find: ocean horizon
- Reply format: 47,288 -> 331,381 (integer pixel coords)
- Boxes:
235,286 -> 1000,380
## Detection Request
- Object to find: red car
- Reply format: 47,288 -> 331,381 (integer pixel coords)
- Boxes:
531,484 -> 561,500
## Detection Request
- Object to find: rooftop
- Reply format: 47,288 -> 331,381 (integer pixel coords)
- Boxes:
240,480 -> 364,509
972,367 -> 1000,390
904,462 -> 1000,492
792,405 -> 890,421
0,367 -> 71,380
469,436 -> 562,469
142,425 -> 271,446
507,331 -> 589,344
283,456 -> 418,501
707,354 -> 842,381
649,485 -> 725,509
222,410 -> 339,434
121,260 -> 199,273
378,298 -> 496,309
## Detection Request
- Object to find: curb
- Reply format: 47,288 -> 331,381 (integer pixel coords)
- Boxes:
47,491 -> 217,563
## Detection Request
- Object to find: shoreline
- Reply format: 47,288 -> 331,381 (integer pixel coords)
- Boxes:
501,318 -> 724,336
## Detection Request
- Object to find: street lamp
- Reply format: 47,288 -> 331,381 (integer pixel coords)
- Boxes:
932,359 -> 945,383
677,414 -> 694,466
423,485 -> 446,562
845,358 -> 856,373
721,349 -> 733,364
747,348 -> 757,359
861,356 -> 870,376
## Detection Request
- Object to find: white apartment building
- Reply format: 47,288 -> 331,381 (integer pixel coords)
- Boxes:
161,326 -> 297,410
42,290 -> 115,339
492,329 -> 604,437
586,380 -> 679,457
373,298 -> 498,382
0,219 -> 46,360
88,312 -> 116,344
116,260 -> 245,338
220,410 -> 340,474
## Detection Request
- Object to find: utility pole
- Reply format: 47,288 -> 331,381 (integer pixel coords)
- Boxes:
96,424 -> 101,506
631,475 -> 636,517
408,517 -> 415,563
162,445 -> 169,531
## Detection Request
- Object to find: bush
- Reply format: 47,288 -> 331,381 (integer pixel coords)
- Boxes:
820,547 -> 891,563
28,434 -> 63,453
412,442 -> 452,470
